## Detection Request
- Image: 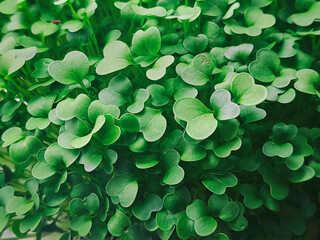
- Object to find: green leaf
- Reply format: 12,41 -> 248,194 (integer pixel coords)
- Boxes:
228,8 -> 276,36
0,206 -> 10,232
174,98 -> 217,140
210,89 -> 240,120
183,34 -> 208,54
135,107 -> 166,142
79,146 -> 103,172
176,215 -> 195,240
289,166 -> 315,183
56,94 -> 91,121
88,100 -> 120,123
132,194 -> 163,221
71,115 -> 105,148
27,94 -> 56,117
161,149 -> 184,185
186,200 -> 207,220
134,154 -> 159,169
31,21 -> 59,37
239,184 -> 263,209
290,2 -> 320,27
146,55 -> 174,80
218,202 -> 240,222
239,105 -> 266,123
132,5 -> 167,17
0,51 -> 25,77
194,216 -> 217,236
195,0 -> 228,17
98,75 -> 132,107
71,215 -> 92,236
106,174 -> 138,207
146,84 -> 169,107
262,141 -> 293,158
127,89 -> 149,113
32,58 -> 53,78
0,0 -> 18,14
181,54 -> 215,86
9,136 -> 42,164
96,41 -> 133,75
48,51 -> 89,85
6,197 -> 34,216
45,143 -> 80,167
166,5 -> 201,22
132,27 -> 161,57
99,115 -> 121,145
32,150 -> 56,179
294,69 -> 320,95
202,172 -> 238,195
231,73 -> 267,106
26,117 -> 51,131
225,43 -> 253,62
19,213 -> 42,233
1,127 -> 24,147
249,49 -> 280,83
61,20 -> 84,32
107,209 -> 131,237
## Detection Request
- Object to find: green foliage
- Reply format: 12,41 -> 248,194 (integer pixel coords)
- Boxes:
0,0 -> 320,240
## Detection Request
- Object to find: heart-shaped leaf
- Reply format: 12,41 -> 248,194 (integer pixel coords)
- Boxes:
132,194 -> 163,221
183,34 -> 208,54
127,89 -> 149,113
1,127 -> 24,147
56,94 -> 91,121
294,69 -> 320,95
146,55 -> 174,80
71,215 -> 92,236
290,2 -> 320,27
225,43 -> 253,62
239,184 -> 263,209
99,115 -> 121,145
96,41 -> 133,75
161,149 -> 185,185
49,51 -> 89,85
106,174 -> 138,207
19,213 -> 42,233
88,100 -> 120,123
181,54 -> 215,86
249,49 -> 280,83
263,141 -> 293,158
195,0 -> 228,17
174,98 -> 217,140
45,143 -> 80,167
9,136 -> 42,164
134,154 -> 159,169
202,172 -> 238,195
231,73 -> 267,106
99,75 -> 132,107
32,58 -> 53,78
71,115 -> 105,148
107,209 -> 131,237
79,146 -> 103,172
0,51 -> 25,77
210,89 -> 240,120
135,107 -> 166,142
146,84 -> 169,107
31,21 -> 59,37
32,150 -> 56,179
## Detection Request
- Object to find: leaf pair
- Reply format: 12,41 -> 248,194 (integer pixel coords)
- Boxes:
174,89 -> 240,140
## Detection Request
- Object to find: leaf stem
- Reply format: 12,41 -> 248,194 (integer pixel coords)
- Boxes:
85,17 -> 101,56
183,20 -> 189,38
78,79 -> 90,96
67,0 -> 79,19
185,0 -> 189,6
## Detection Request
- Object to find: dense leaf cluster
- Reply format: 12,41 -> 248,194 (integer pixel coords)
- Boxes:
0,0 -> 320,239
